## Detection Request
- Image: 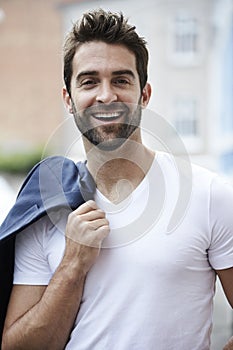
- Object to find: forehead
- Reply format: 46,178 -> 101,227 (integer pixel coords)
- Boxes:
72,41 -> 137,75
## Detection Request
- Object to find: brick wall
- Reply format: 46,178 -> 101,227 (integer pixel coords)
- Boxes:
0,0 -> 63,152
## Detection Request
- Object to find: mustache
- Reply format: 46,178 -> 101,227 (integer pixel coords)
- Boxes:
83,102 -> 130,116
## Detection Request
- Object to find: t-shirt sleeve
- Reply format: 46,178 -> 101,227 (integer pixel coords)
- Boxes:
208,176 -> 233,270
14,216 -> 53,285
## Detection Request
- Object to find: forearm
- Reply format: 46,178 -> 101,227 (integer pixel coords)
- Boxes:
2,260 -> 86,350
223,336 -> 233,350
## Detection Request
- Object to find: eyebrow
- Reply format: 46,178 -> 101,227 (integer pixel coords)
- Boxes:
112,70 -> 136,79
76,69 -> 136,83
76,71 -> 98,83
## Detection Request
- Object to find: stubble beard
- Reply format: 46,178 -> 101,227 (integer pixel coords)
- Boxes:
71,100 -> 142,151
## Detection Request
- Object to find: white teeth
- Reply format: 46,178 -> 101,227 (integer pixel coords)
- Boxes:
94,112 -> 121,119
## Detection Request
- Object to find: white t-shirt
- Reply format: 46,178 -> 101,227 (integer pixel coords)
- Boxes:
14,152 -> 233,350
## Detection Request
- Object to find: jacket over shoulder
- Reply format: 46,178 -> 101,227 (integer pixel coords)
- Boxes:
0,155 -> 95,344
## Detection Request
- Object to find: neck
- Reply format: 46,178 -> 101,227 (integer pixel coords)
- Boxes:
83,136 -> 155,203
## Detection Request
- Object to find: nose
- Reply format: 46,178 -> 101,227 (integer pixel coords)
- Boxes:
96,81 -> 117,104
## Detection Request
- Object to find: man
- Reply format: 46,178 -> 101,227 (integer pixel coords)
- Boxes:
1,9 -> 233,350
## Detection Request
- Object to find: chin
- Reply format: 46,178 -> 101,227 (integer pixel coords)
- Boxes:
83,123 -> 139,152
95,137 -> 127,151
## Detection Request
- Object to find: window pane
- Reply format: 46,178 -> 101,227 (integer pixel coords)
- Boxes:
174,15 -> 199,54
173,98 -> 198,136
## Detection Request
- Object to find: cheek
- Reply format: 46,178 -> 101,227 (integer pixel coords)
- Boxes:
124,94 -> 141,111
73,91 -> 96,111
123,89 -> 141,104
71,96 -> 88,113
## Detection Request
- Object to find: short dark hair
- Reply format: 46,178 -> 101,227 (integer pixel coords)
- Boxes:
63,9 -> 149,96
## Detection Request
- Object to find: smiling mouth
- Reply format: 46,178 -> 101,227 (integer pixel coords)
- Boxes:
92,112 -> 124,122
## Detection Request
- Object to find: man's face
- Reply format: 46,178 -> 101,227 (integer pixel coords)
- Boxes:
63,41 -> 150,151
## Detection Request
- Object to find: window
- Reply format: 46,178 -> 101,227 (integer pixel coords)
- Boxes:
168,12 -> 201,65
174,15 -> 198,55
172,97 -> 202,153
173,97 -> 198,137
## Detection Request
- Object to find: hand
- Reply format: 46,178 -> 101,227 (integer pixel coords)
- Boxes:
64,200 -> 110,274
223,336 -> 233,350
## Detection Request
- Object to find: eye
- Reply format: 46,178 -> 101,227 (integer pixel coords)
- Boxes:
79,79 -> 98,89
113,78 -> 130,86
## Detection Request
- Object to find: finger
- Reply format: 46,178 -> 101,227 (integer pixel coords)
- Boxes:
88,218 -> 109,230
73,200 -> 98,215
83,224 -> 110,248
95,224 -> 110,239
80,209 -> 106,221
66,222 -> 110,248
91,225 -> 110,247
65,212 -> 109,244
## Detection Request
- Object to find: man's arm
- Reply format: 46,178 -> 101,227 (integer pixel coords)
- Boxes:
2,200 -> 109,350
224,337 -> 233,350
217,268 -> 233,307
216,268 -> 233,350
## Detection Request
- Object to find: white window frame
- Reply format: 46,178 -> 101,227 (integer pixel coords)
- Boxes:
167,12 -> 202,66
172,96 -> 202,153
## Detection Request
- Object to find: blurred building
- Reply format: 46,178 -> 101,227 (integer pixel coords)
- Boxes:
0,0 -> 63,153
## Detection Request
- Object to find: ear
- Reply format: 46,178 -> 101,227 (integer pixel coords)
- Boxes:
62,87 -> 73,114
140,83 -> 152,108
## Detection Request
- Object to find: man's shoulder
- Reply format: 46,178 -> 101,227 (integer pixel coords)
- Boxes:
0,156 -> 85,242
